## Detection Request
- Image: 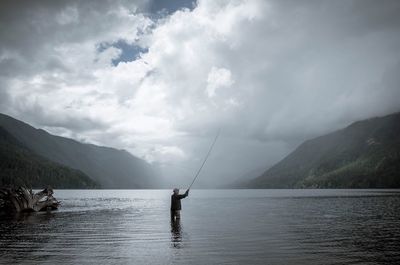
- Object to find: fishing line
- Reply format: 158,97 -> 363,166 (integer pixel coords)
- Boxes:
188,129 -> 220,189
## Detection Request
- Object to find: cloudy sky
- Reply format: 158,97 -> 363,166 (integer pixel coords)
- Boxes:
1,0 -> 400,187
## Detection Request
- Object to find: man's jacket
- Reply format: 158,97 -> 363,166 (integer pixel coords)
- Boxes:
170,190 -> 189,211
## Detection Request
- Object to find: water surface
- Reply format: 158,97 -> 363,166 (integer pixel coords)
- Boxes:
0,189 -> 399,264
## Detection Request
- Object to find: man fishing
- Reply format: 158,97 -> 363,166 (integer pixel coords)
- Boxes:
169,130 -> 219,222
171,188 -> 189,221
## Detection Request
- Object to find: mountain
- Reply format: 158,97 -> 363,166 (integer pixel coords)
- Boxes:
247,112 -> 400,188
0,127 -> 98,188
0,113 -> 159,188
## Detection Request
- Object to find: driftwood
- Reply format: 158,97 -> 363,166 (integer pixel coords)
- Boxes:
0,186 -> 60,213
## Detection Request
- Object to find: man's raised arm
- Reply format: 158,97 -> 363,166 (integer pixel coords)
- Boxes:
178,189 -> 189,199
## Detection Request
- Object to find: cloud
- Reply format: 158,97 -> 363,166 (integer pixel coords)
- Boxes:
1,0 -> 400,186
206,67 -> 234,98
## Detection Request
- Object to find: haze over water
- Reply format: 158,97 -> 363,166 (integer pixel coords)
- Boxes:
0,189 -> 399,265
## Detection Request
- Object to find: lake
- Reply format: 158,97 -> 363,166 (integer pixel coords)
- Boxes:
0,189 -> 399,265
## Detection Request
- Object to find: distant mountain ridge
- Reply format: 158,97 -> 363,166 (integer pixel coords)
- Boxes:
0,113 -> 159,189
0,126 -> 98,188
247,112 -> 400,188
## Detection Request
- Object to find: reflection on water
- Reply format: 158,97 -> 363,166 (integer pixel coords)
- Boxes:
12,211 -> 56,223
170,218 -> 182,249
0,189 -> 399,265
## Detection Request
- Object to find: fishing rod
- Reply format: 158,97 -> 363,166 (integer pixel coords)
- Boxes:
188,129 -> 220,189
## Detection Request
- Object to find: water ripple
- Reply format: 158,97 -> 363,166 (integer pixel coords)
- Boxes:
0,189 -> 399,265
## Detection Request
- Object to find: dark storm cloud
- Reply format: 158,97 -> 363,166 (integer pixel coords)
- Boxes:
213,0 -> 400,143
0,0 -> 145,70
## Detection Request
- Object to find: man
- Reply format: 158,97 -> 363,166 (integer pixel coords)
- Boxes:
170,188 -> 189,221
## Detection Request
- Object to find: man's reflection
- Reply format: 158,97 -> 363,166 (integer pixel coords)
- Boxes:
170,217 -> 182,249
